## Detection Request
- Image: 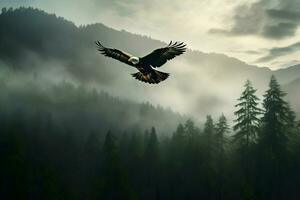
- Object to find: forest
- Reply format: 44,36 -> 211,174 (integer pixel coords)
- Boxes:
1,7 -> 300,200
1,75 -> 299,200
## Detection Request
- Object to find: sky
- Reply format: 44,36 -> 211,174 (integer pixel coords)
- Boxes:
1,0 -> 300,70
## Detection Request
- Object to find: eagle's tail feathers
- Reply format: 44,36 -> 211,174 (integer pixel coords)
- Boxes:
131,70 -> 169,84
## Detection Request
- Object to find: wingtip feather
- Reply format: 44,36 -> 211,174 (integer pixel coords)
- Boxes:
95,41 -> 104,48
169,41 -> 187,53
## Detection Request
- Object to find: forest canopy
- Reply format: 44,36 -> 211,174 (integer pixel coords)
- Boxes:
1,75 -> 300,200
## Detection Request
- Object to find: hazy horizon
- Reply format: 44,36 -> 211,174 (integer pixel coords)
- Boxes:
1,6 -> 300,123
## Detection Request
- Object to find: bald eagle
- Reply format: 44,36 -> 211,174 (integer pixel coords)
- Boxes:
95,41 -> 186,84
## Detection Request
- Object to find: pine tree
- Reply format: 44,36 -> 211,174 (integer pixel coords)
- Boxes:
168,123 -> 187,199
145,127 -> 159,166
203,115 -> 216,154
84,131 -> 102,199
171,123 -> 186,166
128,132 -> 144,165
260,75 -> 293,158
215,114 -> 229,200
172,123 -> 185,145
102,131 -> 135,200
102,131 -> 119,199
233,80 -> 261,199
183,119 -> 200,155
233,80 -> 261,146
143,127 -> 160,200
184,119 -> 198,141
258,75 -> 295,199
1,7 -> 7,14
202,115 -> 216,171
202,115 -> 217,199
215,114 -> 229,154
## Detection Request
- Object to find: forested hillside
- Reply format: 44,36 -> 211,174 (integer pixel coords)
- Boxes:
0,80 -> 185,135
0,7 -> 299,119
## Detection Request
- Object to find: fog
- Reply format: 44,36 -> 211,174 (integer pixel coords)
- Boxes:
0,7 -> 299,126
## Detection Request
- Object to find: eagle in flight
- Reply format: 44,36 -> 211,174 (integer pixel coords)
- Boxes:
95,41 -> 186,84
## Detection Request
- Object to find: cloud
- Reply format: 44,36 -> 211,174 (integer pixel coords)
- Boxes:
208,1 -> 266,37
256,41 -> 300,62
229,49 -> 263,55
267,9 -> 300,20
91,0 -> 141,17
2,0 -> 300,68
209,0 -> 300,40
262,22 -> 298,39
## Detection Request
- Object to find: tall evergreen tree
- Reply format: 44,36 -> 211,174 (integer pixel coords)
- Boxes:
260,75 -> 293,158
233,80 -> 261,199
102,131 -> 135,200
183,118 -> 201,159
143,127 -> 160,200
83,131 -> 102,199
172,123 -> 185,146
202,115 -> 217,200
127,132 -> 144,195
184,119 -> 199,141
181,119 -> 202,199
170,123 -> 186,168
215,114 -> 229,200
233,80 -> 261,146
145,127 -> 160,167
203,115 -> 216,157
168,123 -> 187,200
258,75 -> 295,200
215,114 -> 229,154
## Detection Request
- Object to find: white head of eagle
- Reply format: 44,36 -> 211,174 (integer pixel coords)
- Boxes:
128,56 -> 139,65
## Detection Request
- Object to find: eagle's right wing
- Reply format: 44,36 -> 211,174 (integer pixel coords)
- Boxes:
95,41 -> 134,66
140,41 -> 186,68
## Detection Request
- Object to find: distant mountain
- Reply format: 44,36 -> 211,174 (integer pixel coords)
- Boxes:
0,7 -> 299,119
283,77 -> 300,113
274,64 -> 300,85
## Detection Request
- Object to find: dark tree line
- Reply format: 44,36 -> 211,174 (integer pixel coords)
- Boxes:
1,75 -> 300,200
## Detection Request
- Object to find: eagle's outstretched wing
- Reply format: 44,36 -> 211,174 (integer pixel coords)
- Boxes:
95,41 -> 134,66
140,41 -> 186,68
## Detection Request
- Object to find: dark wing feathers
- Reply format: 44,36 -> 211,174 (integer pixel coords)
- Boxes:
140,41 -> 186,68
95,41 -> 134,66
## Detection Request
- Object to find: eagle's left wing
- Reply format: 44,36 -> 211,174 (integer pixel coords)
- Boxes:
95,41 -> 134,66
140,41 -> 186,68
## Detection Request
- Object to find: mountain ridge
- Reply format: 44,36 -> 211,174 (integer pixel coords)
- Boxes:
0,7 -> 299,118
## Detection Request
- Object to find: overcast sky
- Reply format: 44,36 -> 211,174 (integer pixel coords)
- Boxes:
1,0 -> 300,69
